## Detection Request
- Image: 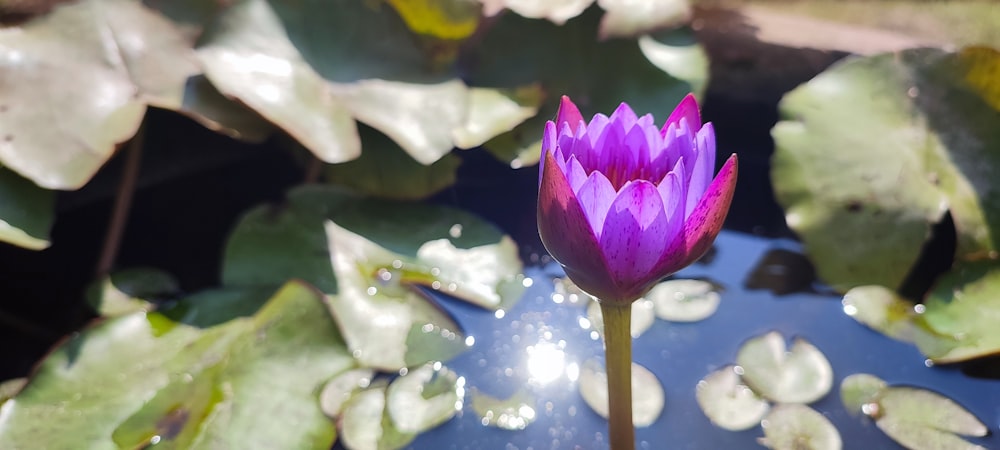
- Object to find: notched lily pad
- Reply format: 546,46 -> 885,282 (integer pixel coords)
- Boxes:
470,388 -> 538,430
839,373 -> 888,415
736,331 -> 833,404
696,365 -> 769,431
841,285 -> 918,342
586,298 -> 656,338
386,362 -> 464,434
578,358 -> 664,427
647,278 -> 721,322
758,404 -> 842,450
320,368 -> 375,419
915,260 -> 1000,363
338,380 -> 416,450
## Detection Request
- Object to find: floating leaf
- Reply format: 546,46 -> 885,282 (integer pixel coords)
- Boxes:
386,363 -> 463,434
771,47 -> 1000,292
320,368 -> 375,419
385,0 -> 481,40
470,388 -> 538,430
758,404 -> 842,450
696,365 -> 770,431
841,285 -> 918,342
586,298 -> 656,338
339,381 -> 415,450
915,260 -> 1000,362
451,85 -> 544,150
0,378 -> 26,405
736,332 -> 833,404
578,358 -> 664,427
85,268 -> 180,317
0,0 -> 199,189
596,0 -> 690,40
478,0 -> 594,24
839,373 -> 888,415
0,168 -> 53,250
647,279 -> 721,322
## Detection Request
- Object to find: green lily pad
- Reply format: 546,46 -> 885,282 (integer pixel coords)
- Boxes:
0,0 -> 199,189
596,0 -> 690,40
85,267 -> 180,317
771,47 -> 1000,292
915,260 -> 1000,362
385,362 -> 463,434
320,368 -> 376,419
647,279 -> 721,322
383,0 -> 481,40
736,332 -> 833,404
578,358 -> 664,427
467,4 -> 705,166
0,378 -> 26,405
841,285 -> 918,342
0,167 -> 54,250
470,388 -> 538,430
479,0 -> 594,24
586,298 -> 656,338
758,404 -> 842,450
696,365 -> 770,431
338,380 -> 416,450
839,373 -> 888,416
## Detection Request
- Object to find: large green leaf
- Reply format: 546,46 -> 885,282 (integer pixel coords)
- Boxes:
914,260 -> 1000,362
0,167 -> 54,249
466,5 -> 705,166
0,281 -> 353,449
772,47 -> 1000,292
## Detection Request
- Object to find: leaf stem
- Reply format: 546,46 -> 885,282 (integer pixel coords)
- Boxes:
95,119 -> 145,278
600,301 -> 635,450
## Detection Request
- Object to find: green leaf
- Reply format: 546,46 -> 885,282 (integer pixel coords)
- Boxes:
915,260 -> 1000,362
469,5 -> 704,166
479,0 -> 594,24
178,75 -> 276,143
384,0 -> 481,40
85,268 -> 181,317
469,388 -> 538,430
320,368 -> 376,419
841,285 -> 918,342
338,381 -> 416,450
324,126 -> 461,200
0,167 -> 54,250
839,373 -> 888,416
736,332 -> 833,404
695,365 -> 770,431
771,47 -> 1000,291
596,0 -> 690,40
586,297 -> 656,338
877,387 -> 988,450
0,0 -> 200,189
385,362 -> 463,434
647,278 -> 721,322
758,404 -> 842,450
578,358 -> 664,427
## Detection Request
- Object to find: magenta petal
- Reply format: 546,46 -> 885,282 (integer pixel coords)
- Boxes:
557,96 -> 585,134
537,151 -> 618,301
565,155 -> 589,192
599,181 -> 669,292
658,154 -> 738,276
610,103 -> 639,129
540,121 -> 558,185
575,171 -> 616,239
662,93 -> 701,135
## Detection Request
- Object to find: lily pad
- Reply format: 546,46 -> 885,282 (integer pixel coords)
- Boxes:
758,404 -> 842,450
586,298 -> 656,338
338,381 -> 417,450
839,373 -> 888,416
696,365 -> 770,431
385,362 -> 464,434
647,278 -> 721,322
320,368 -> 375,419
470,388 -> 538,430
736,332 -> 833,404
384,0 -> 481,40
841,285 -> 918,342
771,47 -> 1000,292
85,268 -> 180,317
0,0 -> 199,189
578,358 -> 664,427
0,167 -> 54,250
915,260 -> 1000,362
596,0 -> 690,40
479,0 -> 594,24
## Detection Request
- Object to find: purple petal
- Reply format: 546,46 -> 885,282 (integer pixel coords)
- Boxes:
599,181 -> 670,291
662,93 -> 701,135
557,96 -> 584,134
685,122 -> 717,217
657,161 -> 686,231
565,154 -> 589,192
537,150 -> 618,301
609,103 -> 639,130
575,171 -> 616,239
540,121 -> 558,186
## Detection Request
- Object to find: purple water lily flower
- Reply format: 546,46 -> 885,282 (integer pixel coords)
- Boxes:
537,95 -> 737,304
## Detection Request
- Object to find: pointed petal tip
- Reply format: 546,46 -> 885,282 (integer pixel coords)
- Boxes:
557,96 -> 585,133
664,93 -> 703,134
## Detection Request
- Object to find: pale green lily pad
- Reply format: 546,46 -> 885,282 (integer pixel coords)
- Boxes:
386,362 -> 464,434
324,126 -> 461,200
647,279 -> 721,322
736,332 -> 833,404
479,0 -> 594,24
339,381 -> 416,450
470,388 -> 538,430
452,85 -> 544,150
578,358 -> 664,427
0,0 -> 199,189
0,167 -> 54,250
915,260 -> 1000,362
638,29 -> 708,100
839,373 -> 888,415
771,47 -> 1000,292
841,285 -> 918,342
758,404 -> 842,450
320,368 -> 375,419
178,75 -> 276,143
696,365 -> 770,431
586,298 -> 656,338
0,378 -> 26,405
384,0 -> 481,40
0,281 -> 353,449
469,4 -> 704,166
85,268 -> 180,317
596,0 -> 690,40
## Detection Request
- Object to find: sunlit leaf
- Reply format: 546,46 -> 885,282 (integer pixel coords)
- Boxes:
178,75 -> 275,143
758,404 -> 842,450
478,0 -> 594,24
0,0 -> 199,189
320,368 -> 376,419
586,298 -> 656,338
772,47 -> 1000,291
647,279 -> 721,322
596,0 -> 690,40
637,29 -> 708,100
839,373 -> 887,416
339,381 -> 416,450
470,388 -> 538,430
915,260 -> 1000,362
841,285 -> 918,342
876,387 -> 988,450
578,358 -> 664,427
386,363 -> 463,434
0,378 -> 26,405
736,332 -> 833,404
85,268 -> 180,317
696,365 -> 770,431
451,85 -> 544,150
0,168 -> 53,250
385,0 -> 481,40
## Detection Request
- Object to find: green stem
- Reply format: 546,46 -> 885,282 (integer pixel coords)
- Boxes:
600,301 -> 635,450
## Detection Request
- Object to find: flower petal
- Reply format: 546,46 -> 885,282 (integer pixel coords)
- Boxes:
565,155 -> 589,192
610,102 -> 639,130
540,121 -> 558,186
557,96 -> 584,134
537,150 -> 618,301
685,122 -> 717,218
657,154 -> 738,276
575,171 -> 616,239
599,181 -> 670,296
662,93 -> 701,135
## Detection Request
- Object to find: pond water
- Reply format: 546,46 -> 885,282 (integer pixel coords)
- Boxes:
384,231 -> 1000,449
